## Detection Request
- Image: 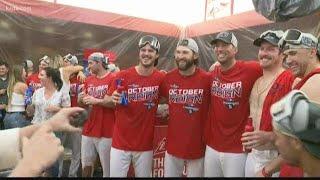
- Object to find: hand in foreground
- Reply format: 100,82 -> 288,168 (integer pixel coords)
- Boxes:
45,105 -> 61,113
45,107 -> 85,132
10,125 -> 64,177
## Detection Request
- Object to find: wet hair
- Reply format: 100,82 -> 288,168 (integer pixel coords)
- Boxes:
154,57 -> 159,66
139,44 -> 159,66
43,67 -> 63,91
194,58 -> 199,66
0,61 -> 9,68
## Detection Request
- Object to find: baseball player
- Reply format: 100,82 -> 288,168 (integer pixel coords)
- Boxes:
241,30 -> 295,177
205,31 -> 262,177
78,52 -> 115,177
108,35 -> 165,177
160,38 -> 210,177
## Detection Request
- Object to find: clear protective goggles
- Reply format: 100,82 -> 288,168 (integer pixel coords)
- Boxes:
63,53 -> 73,62
279,29 -> 318,50
39,55 -> 50,65
138,35 -> 160,52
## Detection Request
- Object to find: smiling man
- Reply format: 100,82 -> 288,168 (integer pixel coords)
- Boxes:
241,30 -> 295,177
276,29 -> 320,177
108,35 -> 165,177
160,38 -> 210,177
205,31 -> 262,177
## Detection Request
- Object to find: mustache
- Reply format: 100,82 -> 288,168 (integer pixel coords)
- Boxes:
259,55 -> 272,60
175,57 -> 188,61
141,55 -> 152,59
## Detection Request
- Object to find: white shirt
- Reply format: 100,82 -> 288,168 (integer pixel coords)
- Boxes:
59,68 -> 71,95
7,92 -> 25,112
0,128 -> 20,171
31,87 -> 70,124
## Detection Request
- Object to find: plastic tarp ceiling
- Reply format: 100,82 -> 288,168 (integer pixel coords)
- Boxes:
252,0 -> 320,22
0,0 -> 319,71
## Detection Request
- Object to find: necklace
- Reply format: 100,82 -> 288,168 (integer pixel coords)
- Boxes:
255,71 -> 281,114
256,76 -> 277,96
253,74 -> 278,129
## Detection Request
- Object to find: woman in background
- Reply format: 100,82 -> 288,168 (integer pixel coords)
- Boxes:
27,67 -> 70,177
3,65 -> 30,129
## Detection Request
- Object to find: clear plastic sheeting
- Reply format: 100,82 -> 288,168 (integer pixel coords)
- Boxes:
0,0 -> 319,72
252,0 -> 320,22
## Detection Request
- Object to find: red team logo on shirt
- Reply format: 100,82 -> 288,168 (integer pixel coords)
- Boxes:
70,83 -> 84,97
87,85 -> 108,99
211,78 -> 242,109
127,84 -> 159,110
168,84 -> 204,114
29,82 -> 42,91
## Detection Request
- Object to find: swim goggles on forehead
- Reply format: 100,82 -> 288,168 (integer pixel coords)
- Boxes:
279,29 -> 318,49
271,90 -> 320,143
138,35 -> 160,52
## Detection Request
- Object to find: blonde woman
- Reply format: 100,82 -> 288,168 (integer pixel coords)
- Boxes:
3,65 -> 30,129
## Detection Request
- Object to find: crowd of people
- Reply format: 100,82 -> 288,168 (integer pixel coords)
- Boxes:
0,28 -> 319,177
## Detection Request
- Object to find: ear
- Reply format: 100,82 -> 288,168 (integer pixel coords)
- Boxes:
233,46 -> 238,54
155,53 -> 159,59
193,53 -> 199,60
310,48 -> 317,57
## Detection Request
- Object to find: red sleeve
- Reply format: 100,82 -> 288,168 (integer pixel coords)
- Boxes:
83,77 -> 89,94
26,76 -> 31,86
247,61 -> 263,77
159,75 -> 168,98
206,72 -> 212,105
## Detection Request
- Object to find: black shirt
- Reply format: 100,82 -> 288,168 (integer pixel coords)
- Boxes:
0,76 -> 8,106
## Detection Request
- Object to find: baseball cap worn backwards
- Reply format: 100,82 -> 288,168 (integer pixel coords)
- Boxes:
177,38 -> 199,54
88,52 -> 109,69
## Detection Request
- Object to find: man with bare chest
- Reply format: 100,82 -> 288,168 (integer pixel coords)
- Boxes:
241,30 -> 295,177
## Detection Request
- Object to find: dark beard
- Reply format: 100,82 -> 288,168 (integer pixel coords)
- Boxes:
176,59 -> 194,71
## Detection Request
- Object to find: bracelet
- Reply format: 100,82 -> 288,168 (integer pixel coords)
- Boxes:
262,166 -> 271,177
